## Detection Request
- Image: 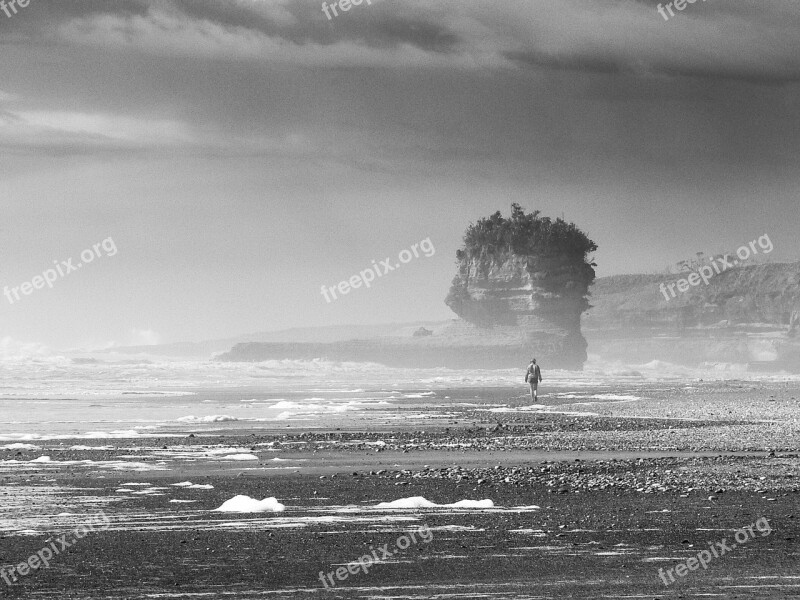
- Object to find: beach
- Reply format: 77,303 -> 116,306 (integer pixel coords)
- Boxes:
5,2 -> 800,596
1,364 -> 799,599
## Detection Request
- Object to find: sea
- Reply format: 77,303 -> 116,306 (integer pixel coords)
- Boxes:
0,350 -> 794,441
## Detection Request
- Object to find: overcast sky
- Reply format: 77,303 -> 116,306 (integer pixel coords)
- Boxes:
1,0 -> 799,349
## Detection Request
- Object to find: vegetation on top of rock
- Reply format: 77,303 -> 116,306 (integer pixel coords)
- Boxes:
456,203 -> 598,263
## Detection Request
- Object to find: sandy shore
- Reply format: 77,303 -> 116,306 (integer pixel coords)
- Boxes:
1,380 -> 799,598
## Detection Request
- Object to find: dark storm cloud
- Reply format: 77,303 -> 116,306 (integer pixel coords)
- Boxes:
5,0 -> 462,58
2,0 -> 799,83
1,0 -> 799,163
168,0 -> 461,52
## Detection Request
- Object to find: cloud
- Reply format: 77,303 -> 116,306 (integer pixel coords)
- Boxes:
39,0 -> 800,82
0,105 -> 320,155
54,5 -> 476,69
0,109 -> 193,150
488,0 -> 800,84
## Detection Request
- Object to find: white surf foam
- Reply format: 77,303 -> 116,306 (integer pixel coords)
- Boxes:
171,481 -> 214,489
375,497 -> 495,509
214,495 -> 285,513
216,453 -> 258,461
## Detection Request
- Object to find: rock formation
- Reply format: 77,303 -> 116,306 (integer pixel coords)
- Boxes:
445,204 -> 597,369
219,206 -> 598,371
216,260 -> 800,370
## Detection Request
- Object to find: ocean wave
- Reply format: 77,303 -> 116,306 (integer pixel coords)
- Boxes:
176,415 -> 241,423
0,355 -> 796,404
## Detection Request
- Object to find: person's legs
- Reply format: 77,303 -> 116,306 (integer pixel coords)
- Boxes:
529,381 -> 536,401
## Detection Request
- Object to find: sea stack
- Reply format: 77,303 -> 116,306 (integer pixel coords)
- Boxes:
445,204 -> 597,369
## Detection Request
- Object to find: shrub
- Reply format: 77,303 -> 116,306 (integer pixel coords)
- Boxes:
460,203 -> 597,263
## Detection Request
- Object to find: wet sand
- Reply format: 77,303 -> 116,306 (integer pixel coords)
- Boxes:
1,380 -> 799,598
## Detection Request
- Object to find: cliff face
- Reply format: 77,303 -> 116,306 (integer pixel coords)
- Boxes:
445,251 -> 595,369
585,262 -> 800,331
583,262 -> 800,369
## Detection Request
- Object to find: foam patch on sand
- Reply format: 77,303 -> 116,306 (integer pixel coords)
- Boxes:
172,481 -> 214,489
509,528 -> 547,534
0,431 -> 181,441
214,495 -> 285,513
0,460 -> 166,472
216,453 -> 258,461
1,443 -> 40,450
376,497 -> 495,509
202,447 -> 254,455
132,487 -> 168,495
486,405 -> 600,416
556,394 -> 641,401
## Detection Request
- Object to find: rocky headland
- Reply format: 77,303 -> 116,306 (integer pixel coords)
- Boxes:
218,208 -> 800,371
220,205 -> 598,369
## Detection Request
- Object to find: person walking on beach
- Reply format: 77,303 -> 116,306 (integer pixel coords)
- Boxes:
525,358 -> 542,402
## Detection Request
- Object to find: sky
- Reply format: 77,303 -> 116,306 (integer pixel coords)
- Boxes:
0,0 -> 799,349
